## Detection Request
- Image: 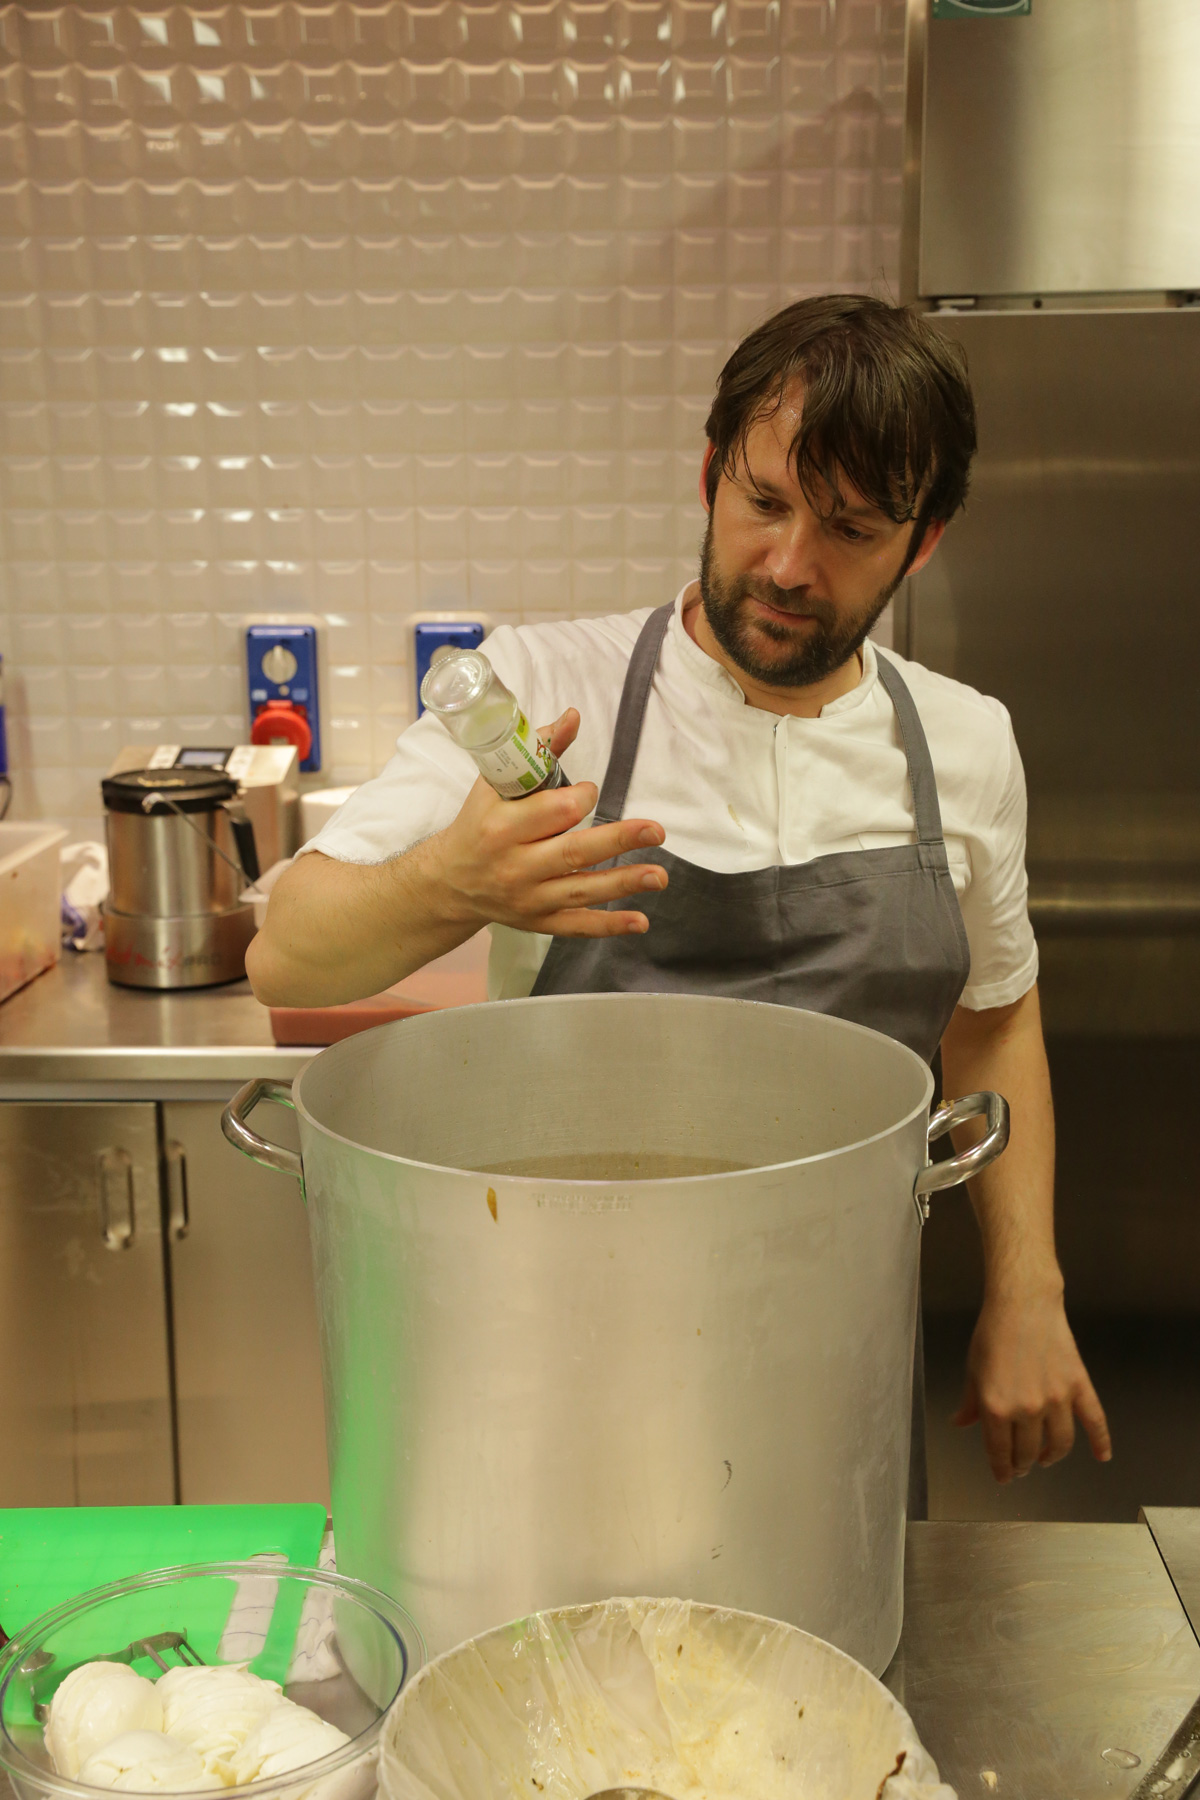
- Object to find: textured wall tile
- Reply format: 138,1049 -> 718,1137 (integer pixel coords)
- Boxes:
328,662 -> 371,711
417,557 -> 468,605
367,561 -> 418,610
469,506 -> 519,558
314,566 -> 368,616
370,706 -> 408,765
467,559 -> 517,610
367,608 -> 410,661
0,0 -> 905,835
521,559 -> 570,610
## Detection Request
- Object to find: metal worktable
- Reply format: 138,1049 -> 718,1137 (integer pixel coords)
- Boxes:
2,964 -> 1199,1794
1,1516 -> 1197,1800
0,954 -> 308,1097
886,1511 -> 1200,1798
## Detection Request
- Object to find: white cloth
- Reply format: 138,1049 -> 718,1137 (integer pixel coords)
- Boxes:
61,841 -> 109,952
305,588 -> 1039,1013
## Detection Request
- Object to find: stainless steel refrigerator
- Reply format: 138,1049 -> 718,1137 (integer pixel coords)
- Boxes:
900,0 -> 1200,1319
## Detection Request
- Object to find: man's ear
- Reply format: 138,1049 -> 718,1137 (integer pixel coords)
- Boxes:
906,517 -> 946,577
699,442 -> 717,515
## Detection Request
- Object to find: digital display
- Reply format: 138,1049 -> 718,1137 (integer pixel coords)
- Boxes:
175,747 -> 230,769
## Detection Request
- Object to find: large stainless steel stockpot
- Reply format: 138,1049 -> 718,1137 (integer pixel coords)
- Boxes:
223,993 -> 1007,1675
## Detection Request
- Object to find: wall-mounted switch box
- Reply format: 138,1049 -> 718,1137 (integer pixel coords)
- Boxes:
247,623 -> 321,773
414,620 -> 486,716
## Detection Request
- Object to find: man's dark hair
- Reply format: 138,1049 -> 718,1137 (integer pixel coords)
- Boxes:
704,294 -> 977,566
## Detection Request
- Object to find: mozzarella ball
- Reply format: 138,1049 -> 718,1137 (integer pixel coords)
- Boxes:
77,1730 -> 212,1792
156,1664 -> 283,1782
45,1664 -> 164,1779
229,1698 -> 350,1788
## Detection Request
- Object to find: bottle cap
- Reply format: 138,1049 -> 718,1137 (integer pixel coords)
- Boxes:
420,649 -> 492,715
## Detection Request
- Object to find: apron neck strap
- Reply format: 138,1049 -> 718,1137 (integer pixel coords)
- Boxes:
873,651 -> 946,846
596,606 -> 947,850
594,602 -> 673,823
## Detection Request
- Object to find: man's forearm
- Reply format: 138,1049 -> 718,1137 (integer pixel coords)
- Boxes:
940,982 -> 1110,1479
246,842 -> 477,1008
939,985 -> 1061,1301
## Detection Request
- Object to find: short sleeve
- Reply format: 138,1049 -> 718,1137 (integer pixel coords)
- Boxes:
298,713 -> 476,864
956,713 -> 1040,1011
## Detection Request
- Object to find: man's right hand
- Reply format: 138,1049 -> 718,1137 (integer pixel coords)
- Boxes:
246,708 -> 668,1008
426,708 -> 669,938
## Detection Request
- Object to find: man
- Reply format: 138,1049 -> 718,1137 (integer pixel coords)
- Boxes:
249,294 -> 1111,1498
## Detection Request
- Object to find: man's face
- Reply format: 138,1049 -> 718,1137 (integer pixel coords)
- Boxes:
699,394 -> 942,689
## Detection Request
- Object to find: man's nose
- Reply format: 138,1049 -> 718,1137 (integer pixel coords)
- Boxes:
763,515 -> 822,591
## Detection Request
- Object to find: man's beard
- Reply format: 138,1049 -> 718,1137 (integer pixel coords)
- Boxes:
698,516 -> 902,689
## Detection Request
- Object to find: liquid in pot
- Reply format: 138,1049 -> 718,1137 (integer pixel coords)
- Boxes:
471,1151 -> 750,1180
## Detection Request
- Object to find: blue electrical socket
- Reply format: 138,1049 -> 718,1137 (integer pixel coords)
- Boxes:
247,623 -> 321,772
414,621 -> 485,716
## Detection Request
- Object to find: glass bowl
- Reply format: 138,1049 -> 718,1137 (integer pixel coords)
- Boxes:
0,1562 -> 424,1800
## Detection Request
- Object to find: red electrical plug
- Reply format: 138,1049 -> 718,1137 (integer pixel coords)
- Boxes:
250,698 -> 312,762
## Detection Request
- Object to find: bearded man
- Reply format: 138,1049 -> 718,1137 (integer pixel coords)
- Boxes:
249,293 -> 1110,1505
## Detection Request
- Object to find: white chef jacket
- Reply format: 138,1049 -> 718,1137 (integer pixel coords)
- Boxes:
305,588 -> 1039,1012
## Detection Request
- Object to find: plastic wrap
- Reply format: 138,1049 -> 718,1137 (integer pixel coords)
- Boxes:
380,1598 -> 955,1800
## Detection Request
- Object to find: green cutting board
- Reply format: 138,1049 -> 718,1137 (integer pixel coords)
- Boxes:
0,1504 -> 328,1694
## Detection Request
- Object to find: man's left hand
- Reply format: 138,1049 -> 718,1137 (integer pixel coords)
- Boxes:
954,1286 -> 1112,1483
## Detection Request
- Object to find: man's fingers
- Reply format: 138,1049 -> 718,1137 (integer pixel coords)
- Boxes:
1038,1400 -> 1076,1468
536,862 -> 668,915
952,1373 -> 980,1429
514,811 -> 666,879
1010,1412 -> 1044,1479
979,1410 -> 1015,1484
958,1296 -> 1110,1486
540,906 -> 650,938
548,816 -> 666,877
473,768 -> 665,865
538,708 -> 581,759
489,779 -> 600,845
1075,1377 -> 1113,1464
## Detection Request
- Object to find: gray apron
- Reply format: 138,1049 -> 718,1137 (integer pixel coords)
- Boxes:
532,601 -> 972,1515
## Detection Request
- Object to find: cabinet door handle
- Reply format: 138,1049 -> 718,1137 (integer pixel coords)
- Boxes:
165,1140 -> 189,1240
98,1148 -> 135,1250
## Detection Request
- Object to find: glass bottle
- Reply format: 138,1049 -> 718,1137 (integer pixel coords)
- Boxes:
419,649 -> 564,799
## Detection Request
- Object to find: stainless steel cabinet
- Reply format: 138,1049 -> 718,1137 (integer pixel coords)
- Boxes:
1,1096 -> 328,1508
0,1103 -> 174,1505
163,1100 -> 329,1506
914,0 -> 1200,299
912,309 -> 1200,1036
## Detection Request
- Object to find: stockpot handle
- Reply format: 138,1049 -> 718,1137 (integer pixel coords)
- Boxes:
222,1078 -> 302,1181
913,1090 -> 1010,1219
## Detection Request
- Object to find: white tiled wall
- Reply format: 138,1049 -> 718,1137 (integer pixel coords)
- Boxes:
0,0 -> 904,839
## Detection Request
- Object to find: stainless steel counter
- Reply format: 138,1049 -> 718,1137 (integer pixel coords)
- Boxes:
1,1517 -> 1196,1800
3,960 -> 1199,1794
887,1518 -> 1200,1798
1145,1506 -> 1200,1647
0,954 -> 309,1096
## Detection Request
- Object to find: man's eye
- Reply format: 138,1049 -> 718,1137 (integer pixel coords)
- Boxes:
751,496 -> 776,515
839,524 -> 868,543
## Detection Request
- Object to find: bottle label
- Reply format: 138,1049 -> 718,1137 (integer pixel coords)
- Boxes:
473,711 -> 559,799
